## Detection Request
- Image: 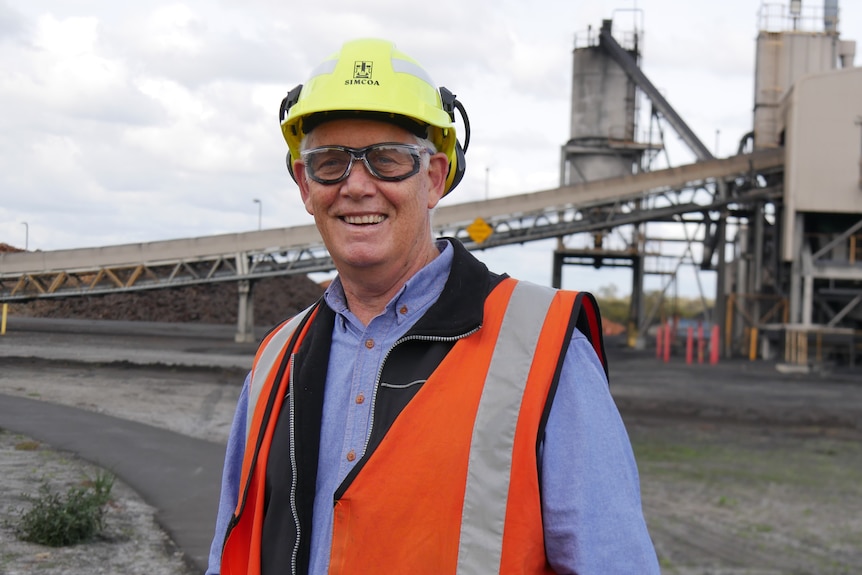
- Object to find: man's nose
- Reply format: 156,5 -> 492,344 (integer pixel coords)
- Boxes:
340,157 -> 377,195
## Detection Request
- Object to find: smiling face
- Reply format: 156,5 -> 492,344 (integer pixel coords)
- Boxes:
294,118 -> 449,293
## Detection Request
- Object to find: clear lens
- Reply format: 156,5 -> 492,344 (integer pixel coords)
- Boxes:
301,143 -> 426,184
305,149 -> 352,181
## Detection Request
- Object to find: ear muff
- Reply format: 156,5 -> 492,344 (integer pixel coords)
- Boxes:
280,85 -> 304,184
286,151 -> 298,183
438,86 -> 470,195
447,140 -> 466,193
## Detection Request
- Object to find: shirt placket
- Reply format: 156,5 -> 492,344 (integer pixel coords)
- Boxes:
336,314 -> 393,483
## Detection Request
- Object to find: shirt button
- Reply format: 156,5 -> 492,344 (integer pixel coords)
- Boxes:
399,305 -> 408,315
365,338 -> 374,349
346,450 -> 356,462
355,393 -> 365,404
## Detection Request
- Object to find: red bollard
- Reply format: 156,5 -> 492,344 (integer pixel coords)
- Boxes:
686,326 -> 694,364
663,321 -> 672,363
697,322 -> 705,364
709,324 -> 720,364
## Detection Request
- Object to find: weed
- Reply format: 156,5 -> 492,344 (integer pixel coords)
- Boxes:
10,471 -> 115,547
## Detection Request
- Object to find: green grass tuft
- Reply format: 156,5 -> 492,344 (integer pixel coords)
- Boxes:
10,471 -> 115,547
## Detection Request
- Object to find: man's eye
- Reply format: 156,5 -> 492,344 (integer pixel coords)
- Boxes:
370,150 -> 412,166
374,154 -> 397,165
314,154 -> 348,172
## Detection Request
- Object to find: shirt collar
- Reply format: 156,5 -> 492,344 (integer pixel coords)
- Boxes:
324,239 -> 453,326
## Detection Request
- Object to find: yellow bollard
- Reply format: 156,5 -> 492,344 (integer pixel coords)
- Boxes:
1,303 -> 7,335
749,327 -> 758,361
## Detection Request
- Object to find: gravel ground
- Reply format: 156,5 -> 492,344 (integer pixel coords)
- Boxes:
632,417 -> 862,574
1,327 -> 861,574
0,429 -> 193,575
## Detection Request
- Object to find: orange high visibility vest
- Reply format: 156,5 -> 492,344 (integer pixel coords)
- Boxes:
222,278 -> 603,575
221,304 -> 319,575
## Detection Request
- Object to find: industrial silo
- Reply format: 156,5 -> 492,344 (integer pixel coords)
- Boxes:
560,19 -> 651,186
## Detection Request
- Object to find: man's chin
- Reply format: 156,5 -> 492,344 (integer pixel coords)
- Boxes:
333,250 -> 387,271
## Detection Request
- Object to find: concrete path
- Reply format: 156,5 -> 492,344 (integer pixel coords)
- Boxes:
0,316 -> 256,370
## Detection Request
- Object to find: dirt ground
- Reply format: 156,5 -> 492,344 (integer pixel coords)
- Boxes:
612,351 -> 862,574
1,330 -> 861,574
0,428 -> 192,575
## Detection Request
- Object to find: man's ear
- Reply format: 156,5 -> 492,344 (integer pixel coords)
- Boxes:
426,153 -> 449,209
293,160 -> 314,215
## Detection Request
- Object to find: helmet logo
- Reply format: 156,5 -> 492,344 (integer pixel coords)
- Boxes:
354,61 -> 373,79
346,61 -> 380,85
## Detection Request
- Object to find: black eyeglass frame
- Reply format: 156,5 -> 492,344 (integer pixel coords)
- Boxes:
299,143 -> 431,185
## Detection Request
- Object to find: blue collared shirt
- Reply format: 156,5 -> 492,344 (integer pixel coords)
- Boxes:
207,239 -> 659,574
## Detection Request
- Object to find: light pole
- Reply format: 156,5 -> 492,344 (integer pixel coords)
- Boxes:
253,198 -> 262,231
21,221 -> 28,251
856,117 -> 862,189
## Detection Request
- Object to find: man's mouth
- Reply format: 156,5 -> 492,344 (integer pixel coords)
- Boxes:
342,215 -> 386,225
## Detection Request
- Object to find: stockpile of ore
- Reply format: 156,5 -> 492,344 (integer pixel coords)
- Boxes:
4,241 -> 624,335
8,275 -> 325,327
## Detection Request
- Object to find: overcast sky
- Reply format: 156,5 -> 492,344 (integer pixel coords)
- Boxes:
1,0 -> 859,297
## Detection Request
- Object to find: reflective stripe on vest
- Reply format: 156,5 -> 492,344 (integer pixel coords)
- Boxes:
457,280 -> 555,574
246,304 -> 314,439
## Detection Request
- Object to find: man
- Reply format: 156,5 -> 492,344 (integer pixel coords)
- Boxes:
207,38 -> 659,574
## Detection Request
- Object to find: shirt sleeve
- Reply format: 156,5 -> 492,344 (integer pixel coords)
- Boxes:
205,372 -> 251,575
541,329 -> 660,574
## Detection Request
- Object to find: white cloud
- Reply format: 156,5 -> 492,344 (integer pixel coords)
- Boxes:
0,1 -> 25,41
144,4 -> 205,54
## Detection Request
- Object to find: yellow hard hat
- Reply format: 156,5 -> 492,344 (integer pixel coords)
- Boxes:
279,38 -> 470,195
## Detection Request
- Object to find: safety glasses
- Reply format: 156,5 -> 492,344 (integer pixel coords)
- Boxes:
300,143 -> 430,185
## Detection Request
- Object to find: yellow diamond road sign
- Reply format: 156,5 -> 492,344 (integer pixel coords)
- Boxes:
467,217 -> 493,244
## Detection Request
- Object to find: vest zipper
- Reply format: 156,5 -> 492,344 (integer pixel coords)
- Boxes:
361,330 -> 479,457
287,354 -> 301,575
